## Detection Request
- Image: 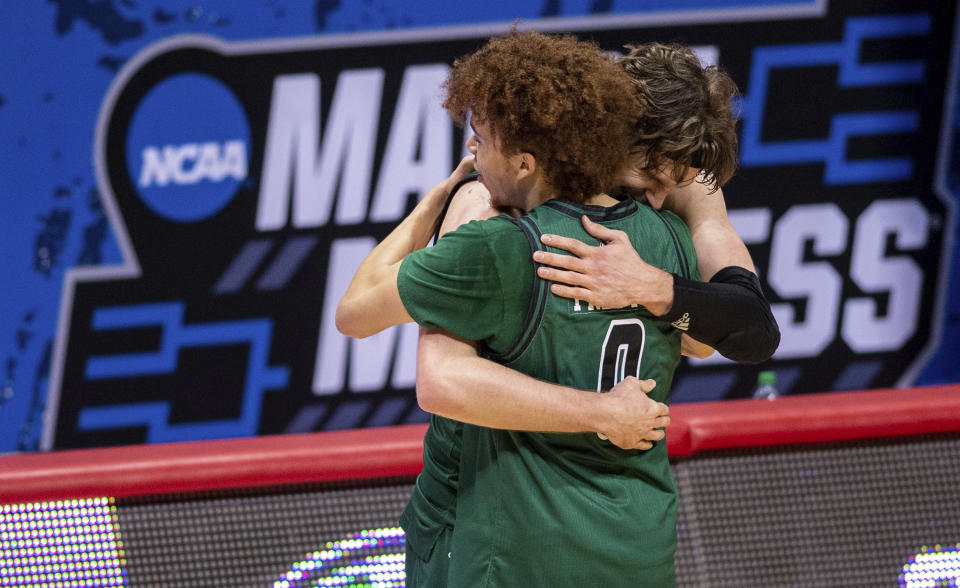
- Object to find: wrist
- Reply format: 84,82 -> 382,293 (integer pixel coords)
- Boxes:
645,270 -> 675,317
579,391 -> 609,433
423,180 -> 453,211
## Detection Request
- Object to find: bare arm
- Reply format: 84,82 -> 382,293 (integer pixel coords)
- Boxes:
536,219 -> 675,314
534,182 -> 751,309
417,328 -> 669,450
335,169 -> 670,449
535,220 -> 714,359
663,183 -> 754,278
662,183 -> 779,362
681,335 -> 715,359
412,178 -> 669,449
436,179 -> 501,233
534,182 -> 780,363
335,157 -> 477,338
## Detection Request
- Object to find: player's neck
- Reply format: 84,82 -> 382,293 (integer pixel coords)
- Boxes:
583,193 -> 619,207
518,176 -> 556,212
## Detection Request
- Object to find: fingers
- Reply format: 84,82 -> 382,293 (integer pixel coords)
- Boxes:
455,155 -> 476,172
538,268 -> 587,289
539,217 -> 629,255
603,436 -> 653,451
534,250 -> 586,273
650,421 -> 669,437
602,414 -> 669,449
442,157 -> 477,194
539,233 -> 592,257
449,156 -> 476,183
608,437 -> 659,451
548,283 -> 594,303
581,215 -> 629,244
619,376 -> 659,395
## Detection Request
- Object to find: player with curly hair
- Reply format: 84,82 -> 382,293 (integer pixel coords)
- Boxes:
338,30 -> 701,586
397,46 -> 780,584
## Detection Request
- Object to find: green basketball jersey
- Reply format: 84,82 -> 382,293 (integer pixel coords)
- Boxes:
398,197 -> 699,587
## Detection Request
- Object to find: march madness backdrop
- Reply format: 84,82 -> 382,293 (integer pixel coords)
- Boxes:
1,0 -> 957,452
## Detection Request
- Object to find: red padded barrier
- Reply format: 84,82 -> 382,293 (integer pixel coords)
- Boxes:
2,384 -> 959,504
667,383 -> 960,457
0,425 -> 426,504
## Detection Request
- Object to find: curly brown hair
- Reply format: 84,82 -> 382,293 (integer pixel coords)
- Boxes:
619,42 -> 739,191
443,30 -> 642,204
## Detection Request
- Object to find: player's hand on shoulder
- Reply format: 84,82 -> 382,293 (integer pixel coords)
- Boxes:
534,215 -> 673,313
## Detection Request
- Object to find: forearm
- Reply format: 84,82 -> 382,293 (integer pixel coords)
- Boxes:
416,330 -> 605,432
661,266 -> 780,363
665,185 -> 755,279
681,333 -> 715,359
335,181 -> 448,338
663,186 -> 777,361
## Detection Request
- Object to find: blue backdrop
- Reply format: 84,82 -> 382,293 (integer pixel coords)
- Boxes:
2,0 -> 958,454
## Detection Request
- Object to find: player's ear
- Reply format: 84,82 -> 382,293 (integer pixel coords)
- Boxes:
516,152 -> 536,180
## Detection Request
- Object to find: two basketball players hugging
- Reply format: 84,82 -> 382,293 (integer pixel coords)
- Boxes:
336,30 -> 779,588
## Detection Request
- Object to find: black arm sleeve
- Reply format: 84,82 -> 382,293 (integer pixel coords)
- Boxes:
660,266 -> 781,364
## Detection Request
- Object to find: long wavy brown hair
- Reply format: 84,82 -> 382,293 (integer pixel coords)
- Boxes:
620,42 -> 740,191
443,30 -> 643,204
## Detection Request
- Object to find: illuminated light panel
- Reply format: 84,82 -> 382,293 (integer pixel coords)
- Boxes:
275,527 -> 406,588
0,498 -> 127,587
899,544 -> 960,587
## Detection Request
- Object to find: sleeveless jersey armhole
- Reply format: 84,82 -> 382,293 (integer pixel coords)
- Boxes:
479,216 -> 550,365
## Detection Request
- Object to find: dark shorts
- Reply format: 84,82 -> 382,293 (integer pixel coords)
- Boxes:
405,524 -> 452,588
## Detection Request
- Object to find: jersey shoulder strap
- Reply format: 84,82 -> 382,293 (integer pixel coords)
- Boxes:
431,172 -> 480,244
479,215 -> 549,365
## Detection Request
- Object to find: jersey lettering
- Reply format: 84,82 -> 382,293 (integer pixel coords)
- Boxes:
597,319 -> 646,392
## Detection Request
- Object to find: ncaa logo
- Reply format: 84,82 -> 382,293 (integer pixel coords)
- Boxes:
125,72 -> 250,222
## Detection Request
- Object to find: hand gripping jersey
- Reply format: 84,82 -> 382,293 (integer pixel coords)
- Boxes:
398,198 -> 699,587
